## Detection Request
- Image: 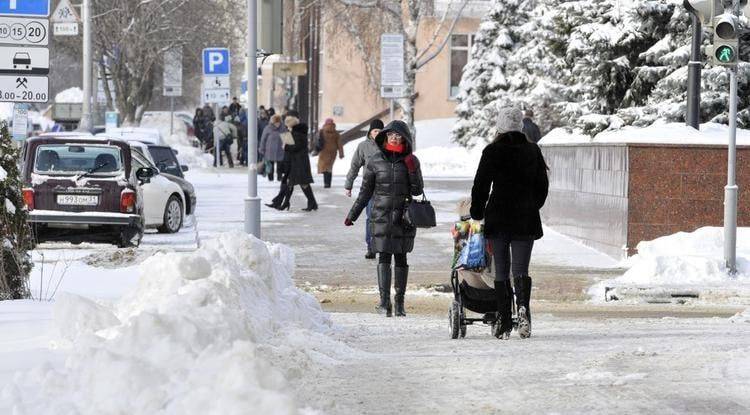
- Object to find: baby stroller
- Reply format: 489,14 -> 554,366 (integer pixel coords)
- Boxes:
448,219 -> 518,339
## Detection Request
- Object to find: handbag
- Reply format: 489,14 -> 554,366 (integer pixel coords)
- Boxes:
454,224 -> 487,271
403,194 -> 437,229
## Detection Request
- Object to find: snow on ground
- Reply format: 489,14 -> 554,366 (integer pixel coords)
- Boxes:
589,227 -> 750,302
541,121 -> 750,145
730,308 -> 750,323
2,232 -> 352,414
164,132 -> 213,169
54,87 -> 83,104
315,118 -> 483,178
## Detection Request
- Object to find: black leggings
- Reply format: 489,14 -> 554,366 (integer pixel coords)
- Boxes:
491,235 -> 534,281
379,253 -> 408,267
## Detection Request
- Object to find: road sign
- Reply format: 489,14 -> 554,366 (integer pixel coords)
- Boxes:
203,75 -> 229,89
0,16 -> 47,45
202,48 -> 230,75
380,85 -> 406,99
50,0 -> 77,22
163,47 -> 182,97
52,21 -> 75,35
380,34 -> 404,87
12,102 -> 28,140
0,0 -> 50,17
203,88 -> 230,104
272,61 -> 307,77
105,111 -> 118,132
0,45 -> 48,75
0,74 -> 48,102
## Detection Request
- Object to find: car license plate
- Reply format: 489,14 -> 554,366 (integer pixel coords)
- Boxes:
57,194 -> 99,206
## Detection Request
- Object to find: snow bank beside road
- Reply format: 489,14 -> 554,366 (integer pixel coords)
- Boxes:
3,232 -> 341,414
541,121 -> 750,145
589,227 -> 750,301
165,132 -> 213,169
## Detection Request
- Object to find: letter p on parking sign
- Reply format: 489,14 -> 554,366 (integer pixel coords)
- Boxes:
202,48 -> 230,76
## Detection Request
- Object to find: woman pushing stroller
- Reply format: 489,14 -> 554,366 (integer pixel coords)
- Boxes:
345,120 -> 424,317
470,105 -> 549,339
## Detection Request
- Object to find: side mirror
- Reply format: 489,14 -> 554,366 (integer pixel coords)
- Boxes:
172,149 -> 179,155
181,165 -> 189,172
136,167 -> 155,184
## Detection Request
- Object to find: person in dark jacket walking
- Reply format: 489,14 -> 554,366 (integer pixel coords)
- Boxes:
345,120 -> 424,317
266,114 -> 317,211
471,106 -> 549,340
345,119 -> 384,259
260,114 -> 286,181
521,109 -> 542,143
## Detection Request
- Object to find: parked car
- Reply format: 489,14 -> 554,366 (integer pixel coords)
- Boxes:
128,141 -> 196,216
105,127 -> 164,145
128,146 -> 186,234
20,136 -> 154,247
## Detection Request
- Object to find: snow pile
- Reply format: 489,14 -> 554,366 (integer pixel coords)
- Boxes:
140,111 -> 188,138
2,232 -> 344,414
164,132 -> 213,169
54,87 -> 83,104
0,165 -> 6,181
541,122 -> 750,146
589,227 -> 750,300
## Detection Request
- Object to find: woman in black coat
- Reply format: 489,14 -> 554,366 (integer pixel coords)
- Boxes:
471,106 -> 549,340
266,115 -> 317,211
345,120 -> 424,317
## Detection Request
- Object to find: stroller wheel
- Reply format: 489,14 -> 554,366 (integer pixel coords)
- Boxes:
449,301 -> 461,339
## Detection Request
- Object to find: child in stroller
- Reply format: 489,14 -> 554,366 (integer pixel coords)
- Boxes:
448,199 -> 517,339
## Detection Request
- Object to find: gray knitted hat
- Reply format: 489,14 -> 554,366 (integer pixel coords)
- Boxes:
495,105 -> 524,134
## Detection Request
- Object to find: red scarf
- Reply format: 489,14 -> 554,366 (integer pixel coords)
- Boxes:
384,142 -> 405,153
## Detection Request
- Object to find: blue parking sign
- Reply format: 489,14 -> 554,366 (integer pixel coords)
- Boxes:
0,0 -> 50,17
202,48 -> 230,76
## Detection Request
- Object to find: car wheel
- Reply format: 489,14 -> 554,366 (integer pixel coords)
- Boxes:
157,195 -> 183,234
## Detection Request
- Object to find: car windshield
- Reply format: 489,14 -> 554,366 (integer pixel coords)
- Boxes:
34,144 -> 123,175
148,146 -> 181,177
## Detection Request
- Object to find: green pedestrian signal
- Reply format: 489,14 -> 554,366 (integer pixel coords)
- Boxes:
716,45 -> 736,63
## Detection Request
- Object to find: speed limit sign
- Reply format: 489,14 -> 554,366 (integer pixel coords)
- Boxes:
0,17 -> 48,46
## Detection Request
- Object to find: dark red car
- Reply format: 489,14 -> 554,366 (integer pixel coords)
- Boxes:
21,136 -> 155,247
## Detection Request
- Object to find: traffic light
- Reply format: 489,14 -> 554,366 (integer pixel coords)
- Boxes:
713,8 -> 739,65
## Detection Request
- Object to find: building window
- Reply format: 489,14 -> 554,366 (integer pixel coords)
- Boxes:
449,34 -> 475,99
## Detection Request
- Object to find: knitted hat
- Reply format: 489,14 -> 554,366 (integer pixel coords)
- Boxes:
495,105 -> 524,134
367,119 -> 384,137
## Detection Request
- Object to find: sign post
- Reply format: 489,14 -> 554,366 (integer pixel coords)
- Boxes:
163,47 -> 182,137
11,102 -> 28,141
202,47 -> 230,168
380,33 -> 405,124
0,0 -> 50,105
245,0 -> 260,237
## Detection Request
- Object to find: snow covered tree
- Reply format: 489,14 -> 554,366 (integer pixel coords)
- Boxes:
0,122 -> 33,300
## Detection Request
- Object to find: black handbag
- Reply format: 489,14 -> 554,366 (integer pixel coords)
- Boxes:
403,194 -> 436,229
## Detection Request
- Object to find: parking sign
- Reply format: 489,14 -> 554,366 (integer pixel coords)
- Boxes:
0,0 -> 50,17
202,48 -> 230,76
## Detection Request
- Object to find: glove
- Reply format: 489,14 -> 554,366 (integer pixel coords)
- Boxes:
344,218 -> 353,226
404,154 -> 417,173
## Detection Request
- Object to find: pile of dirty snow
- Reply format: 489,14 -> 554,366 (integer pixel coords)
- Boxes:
164,132 -> 213,169
589,227 -> 750,301
2,232 -> 349,414
54,87 -> 83,104
730,308 -> 750,323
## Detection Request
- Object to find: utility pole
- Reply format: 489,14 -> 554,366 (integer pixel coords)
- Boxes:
685,2 -> 702,129
78,0 -> 92,132
245,0 -> 261,237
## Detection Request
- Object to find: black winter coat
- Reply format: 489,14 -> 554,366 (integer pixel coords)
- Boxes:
470,131 -> 549,240
347,120 -> 424,254
285,122 -> 314,186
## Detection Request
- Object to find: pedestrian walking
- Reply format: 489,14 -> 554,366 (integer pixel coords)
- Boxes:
260,114 -> 286,181
193,108 -> 207,147
213,113 -> 237,168
470,105 -> 549,340
266,114 -> 317,211
256,109 -> 269,174
229,97 -> 241,117
317,118 -> 344,188
202,104 -> 215,122
345,120 -> 424,317
238,108 -> 248,166
345,119 -> 384,259
522,109 -> 542,143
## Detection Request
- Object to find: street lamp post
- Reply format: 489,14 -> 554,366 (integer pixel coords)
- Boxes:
244,0 -> 261,237
78,0 -> 93,132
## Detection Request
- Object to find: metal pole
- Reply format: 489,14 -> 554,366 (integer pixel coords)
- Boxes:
244,0 -> 261,237
214,103 -> 219,167
686,11 -> 701,129
78,0 -> 92,132
724,66 -> 738,274
170,97 -> 174,136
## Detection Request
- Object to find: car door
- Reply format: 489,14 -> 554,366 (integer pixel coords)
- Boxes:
131,152 -> 170,226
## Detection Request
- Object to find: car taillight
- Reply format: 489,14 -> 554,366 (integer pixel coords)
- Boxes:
120,189 -> 136,213
22,188 -> 34,211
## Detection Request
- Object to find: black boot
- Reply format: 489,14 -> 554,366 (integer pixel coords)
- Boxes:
514,276 -> 531,338
365,250 -> 376,259
393,266 -> 408,317
323,172 -> 332,188
376,264 -> 392,317
265,183 -> 286,209
493,280 -> 512,340
277,186 -> 293,211
300,185 -> 318,211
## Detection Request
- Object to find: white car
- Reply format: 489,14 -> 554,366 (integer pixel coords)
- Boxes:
129,144 -> 185,233
104,127 -> 165,145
